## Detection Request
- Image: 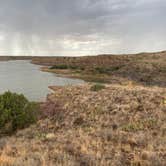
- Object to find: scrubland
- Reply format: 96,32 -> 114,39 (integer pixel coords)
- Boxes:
0,51 -> 166,166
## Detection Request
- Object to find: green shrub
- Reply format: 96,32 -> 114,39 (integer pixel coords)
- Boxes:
49,64 -> 68,69
90,84 -> 105,92
94,67 -> 110,74
49,64 -> 84,70
94,66 -> 122,74
0,91 -> 39,134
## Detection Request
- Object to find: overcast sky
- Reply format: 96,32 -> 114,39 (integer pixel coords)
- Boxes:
0,0 -> 166,56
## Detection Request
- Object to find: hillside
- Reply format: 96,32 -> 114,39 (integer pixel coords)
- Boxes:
32,51 -> 166,87
0,84 -> 165,165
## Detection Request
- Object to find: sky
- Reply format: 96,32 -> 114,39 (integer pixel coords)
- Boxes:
0,0 -> 166,56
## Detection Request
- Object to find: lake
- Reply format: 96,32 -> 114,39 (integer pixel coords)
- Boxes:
0,60 -> 84,101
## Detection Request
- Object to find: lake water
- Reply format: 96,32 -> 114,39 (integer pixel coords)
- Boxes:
0,60 -> 84,101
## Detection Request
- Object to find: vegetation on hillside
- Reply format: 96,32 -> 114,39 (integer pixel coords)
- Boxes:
0,84 -> 165,165
49,64 -> 84,70
32,51 -> 166,87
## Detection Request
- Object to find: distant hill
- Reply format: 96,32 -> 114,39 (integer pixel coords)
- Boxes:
32,51 -> 166,87
0,56 -> 32,61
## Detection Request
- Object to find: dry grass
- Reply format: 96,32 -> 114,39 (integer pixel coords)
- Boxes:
0,83 -> 165,165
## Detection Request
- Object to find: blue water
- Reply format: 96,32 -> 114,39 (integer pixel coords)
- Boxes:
0,60 -> 84,101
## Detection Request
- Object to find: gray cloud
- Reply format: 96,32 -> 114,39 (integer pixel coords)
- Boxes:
0,0 -> 166,56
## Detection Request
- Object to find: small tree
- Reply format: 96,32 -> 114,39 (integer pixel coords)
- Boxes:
0,91 -> 39,134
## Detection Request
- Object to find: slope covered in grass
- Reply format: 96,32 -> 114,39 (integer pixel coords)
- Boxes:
32,51 -> 166,87
0,84 -> 165,165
